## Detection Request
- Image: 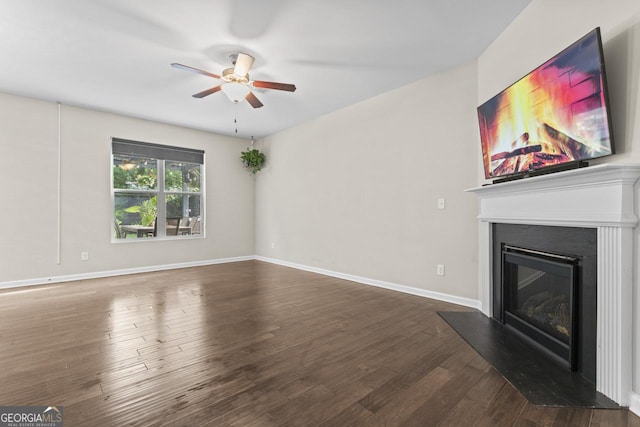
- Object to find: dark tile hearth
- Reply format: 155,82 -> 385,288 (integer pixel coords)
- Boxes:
438,311 -> 619,408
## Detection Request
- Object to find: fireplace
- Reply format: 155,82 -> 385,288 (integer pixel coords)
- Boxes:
501,245 -> 578,370
467,163 -> 640,405
492,224 -> 597,382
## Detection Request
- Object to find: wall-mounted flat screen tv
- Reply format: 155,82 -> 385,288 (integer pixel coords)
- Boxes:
477,28 -> 614,181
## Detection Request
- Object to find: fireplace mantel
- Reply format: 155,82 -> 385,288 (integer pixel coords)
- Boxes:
466,163 -> 640,405
468,164 -> 640,227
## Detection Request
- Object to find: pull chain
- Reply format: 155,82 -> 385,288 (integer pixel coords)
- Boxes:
234,100 -> 239,134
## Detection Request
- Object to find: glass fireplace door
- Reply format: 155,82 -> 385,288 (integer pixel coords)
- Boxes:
502,247 -> 578,369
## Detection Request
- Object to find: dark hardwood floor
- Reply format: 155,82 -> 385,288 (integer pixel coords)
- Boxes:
0,260 -> 638,426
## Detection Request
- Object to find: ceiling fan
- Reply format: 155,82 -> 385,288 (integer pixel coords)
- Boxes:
171,53 -> 296,108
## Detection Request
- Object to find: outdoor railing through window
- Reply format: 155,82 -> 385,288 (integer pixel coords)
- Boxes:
112,138 -> 204,240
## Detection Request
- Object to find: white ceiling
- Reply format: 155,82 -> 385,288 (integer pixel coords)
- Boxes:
0,0 -> 530,140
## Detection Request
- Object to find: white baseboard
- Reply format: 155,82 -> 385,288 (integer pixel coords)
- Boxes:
630,392 -> 640,416
0,256 -> 254,290
2,255 -> 481,311
255,256 -> 481,310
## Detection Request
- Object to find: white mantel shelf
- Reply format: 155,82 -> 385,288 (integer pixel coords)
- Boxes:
466,163 -> 640,228
466,163 -> 640,406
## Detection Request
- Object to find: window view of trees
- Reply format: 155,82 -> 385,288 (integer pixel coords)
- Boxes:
112,149 -> 203,240
114,155 -> 158,228
165,161 -> 201,220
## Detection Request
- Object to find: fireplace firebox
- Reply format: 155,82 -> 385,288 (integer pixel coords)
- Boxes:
501,245 -> 578,370
492,223 -> 597,385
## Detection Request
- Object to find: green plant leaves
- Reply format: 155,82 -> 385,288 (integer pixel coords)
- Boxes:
240,148 -> 266,174
124,196 -> 157,226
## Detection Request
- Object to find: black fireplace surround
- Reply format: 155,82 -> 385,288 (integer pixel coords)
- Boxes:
493,223 -> 597,385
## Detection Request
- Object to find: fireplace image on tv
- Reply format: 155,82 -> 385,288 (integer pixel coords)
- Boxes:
477,28 -> 615,181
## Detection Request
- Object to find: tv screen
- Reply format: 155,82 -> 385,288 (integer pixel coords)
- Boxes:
477,28 -> 614,181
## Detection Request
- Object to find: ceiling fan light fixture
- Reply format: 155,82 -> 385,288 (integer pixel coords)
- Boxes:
221,82 -> 250,103
221,68 -> 249,84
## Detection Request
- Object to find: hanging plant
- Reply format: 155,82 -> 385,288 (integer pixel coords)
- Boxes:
240,148 -> 266,174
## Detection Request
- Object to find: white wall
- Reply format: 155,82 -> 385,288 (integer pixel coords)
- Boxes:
0,93 -> 255,283
477,0 -> 640,403
255,61 -> 480,300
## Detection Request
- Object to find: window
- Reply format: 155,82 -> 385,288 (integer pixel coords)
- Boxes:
112,138 -> 204,240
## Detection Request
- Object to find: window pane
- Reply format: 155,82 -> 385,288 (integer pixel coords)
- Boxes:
114,193 -> 157,239
113,154 -> 158,190
166,194 -> 202,236
165,161 -> 201,192
166,194 -> 200,218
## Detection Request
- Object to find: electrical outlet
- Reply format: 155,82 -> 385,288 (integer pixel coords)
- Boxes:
81,251 -> 89,261
436,264 -> 445,276
437,198 -> 446,210
271,242 -> 275,249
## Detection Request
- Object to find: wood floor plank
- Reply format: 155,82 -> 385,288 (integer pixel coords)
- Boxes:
472,381 -> 528,426
590,409 -> 640,427
398,363 -> 487,426
514,404 -> 588,427
0,260 -> 637,426
437,369 -> 516,426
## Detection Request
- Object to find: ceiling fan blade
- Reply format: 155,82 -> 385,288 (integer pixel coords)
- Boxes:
234,53 -> 255,77
193,85 -> 223,98
252,80 -> 297,92
245,91 -> 264,108
171,63 -> 220,79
